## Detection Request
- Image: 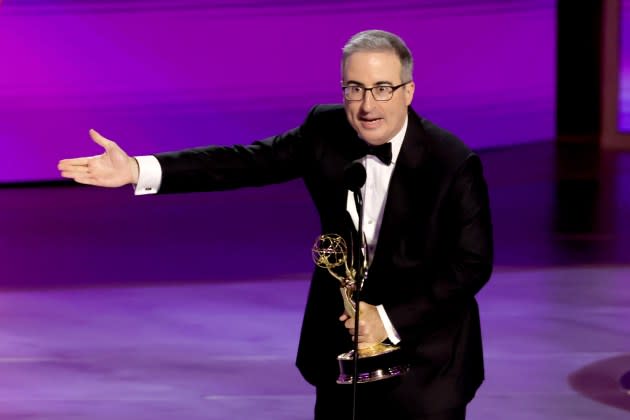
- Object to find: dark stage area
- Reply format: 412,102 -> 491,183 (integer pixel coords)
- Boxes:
0,141 -> 629,419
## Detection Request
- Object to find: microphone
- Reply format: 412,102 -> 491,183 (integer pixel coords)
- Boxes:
343,159 -> 367,274
343,160 -> 366,193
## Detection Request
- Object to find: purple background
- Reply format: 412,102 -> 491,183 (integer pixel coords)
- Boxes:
620,0 -> 630,131
0,0 -> 555,183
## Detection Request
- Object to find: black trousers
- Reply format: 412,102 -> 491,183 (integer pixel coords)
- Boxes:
314,381 -> 466,420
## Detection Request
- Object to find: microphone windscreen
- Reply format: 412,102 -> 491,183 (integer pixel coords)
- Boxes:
343,160 -> 366,192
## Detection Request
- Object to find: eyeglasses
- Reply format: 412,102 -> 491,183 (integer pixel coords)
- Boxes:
342,81 -> 411,102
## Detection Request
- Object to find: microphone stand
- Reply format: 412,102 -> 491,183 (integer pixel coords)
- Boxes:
342,159 -> 368,420
351,188 -> 368,420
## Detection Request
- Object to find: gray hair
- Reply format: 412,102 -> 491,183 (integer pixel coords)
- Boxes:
342,29 -> 414,82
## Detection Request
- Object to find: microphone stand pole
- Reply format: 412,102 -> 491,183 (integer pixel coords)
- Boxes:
351,189 -> 367,420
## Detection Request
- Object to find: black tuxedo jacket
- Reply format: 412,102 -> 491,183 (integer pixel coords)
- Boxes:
155,104 -> 493,412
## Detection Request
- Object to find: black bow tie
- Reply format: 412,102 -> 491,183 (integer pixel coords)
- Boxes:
361,142 -> 392,165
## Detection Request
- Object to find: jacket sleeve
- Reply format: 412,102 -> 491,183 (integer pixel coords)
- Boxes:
154,107 -> 319,194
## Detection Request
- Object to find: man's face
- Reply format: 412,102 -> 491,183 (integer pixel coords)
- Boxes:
342,51 -> 415,146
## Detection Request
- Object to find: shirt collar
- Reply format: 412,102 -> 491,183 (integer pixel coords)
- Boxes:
358,114 -> 408,166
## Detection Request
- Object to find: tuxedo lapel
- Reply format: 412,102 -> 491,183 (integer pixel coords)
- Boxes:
368,109 -> 427,276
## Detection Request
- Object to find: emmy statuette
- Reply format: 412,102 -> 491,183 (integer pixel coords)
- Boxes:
311,233 -> 410,384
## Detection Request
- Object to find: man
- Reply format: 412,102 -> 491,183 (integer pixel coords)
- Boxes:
58,30 -> 493,420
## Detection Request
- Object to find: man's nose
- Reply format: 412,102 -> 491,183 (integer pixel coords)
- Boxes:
359,89 -> 376,112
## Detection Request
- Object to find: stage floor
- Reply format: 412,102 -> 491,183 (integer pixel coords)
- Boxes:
0,141 -> 629,419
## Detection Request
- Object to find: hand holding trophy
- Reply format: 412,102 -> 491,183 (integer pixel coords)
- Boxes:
312,233 -> 410,384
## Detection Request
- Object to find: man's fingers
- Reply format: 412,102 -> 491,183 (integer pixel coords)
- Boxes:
344,317 -> 353,329
89,129 -> 115,151
60,167 -> 89,179
58,157 -> 93,170
344,318 -> 366,329
73,176 -> 99,186
63,165 -> 90,174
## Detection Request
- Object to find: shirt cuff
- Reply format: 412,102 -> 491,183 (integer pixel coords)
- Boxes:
376,304 -> 401,345
133,155 -> 162,195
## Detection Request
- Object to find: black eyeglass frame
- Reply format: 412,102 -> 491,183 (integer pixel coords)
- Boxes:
341,81 -> 412,102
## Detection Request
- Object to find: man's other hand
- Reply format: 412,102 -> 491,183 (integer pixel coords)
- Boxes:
339,301 -> 388,349
57,129 -> 139,187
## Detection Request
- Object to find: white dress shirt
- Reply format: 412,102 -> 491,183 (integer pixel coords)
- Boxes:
345,116 -> 407,345
134,116 -> 409,344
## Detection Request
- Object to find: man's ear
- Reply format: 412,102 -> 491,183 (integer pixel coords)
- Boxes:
405,81 -> 415,106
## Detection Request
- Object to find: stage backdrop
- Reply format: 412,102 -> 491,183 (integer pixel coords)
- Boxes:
620,0 -> 630,131
0,0 -> 555,183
